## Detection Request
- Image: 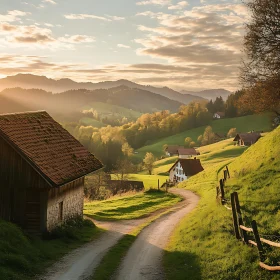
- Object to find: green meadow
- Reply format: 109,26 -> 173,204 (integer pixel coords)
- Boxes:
84,190 -> 181,221
133,114 -> 272,161
163,126 -> 280,280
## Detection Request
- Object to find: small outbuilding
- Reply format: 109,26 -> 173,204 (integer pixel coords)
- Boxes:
233,132 -> 261,146
168,158 -> 204,183
165,145 -> 184,157
177,148 -> 198,159
213,112 -> 225,119
0,111 -> 103,233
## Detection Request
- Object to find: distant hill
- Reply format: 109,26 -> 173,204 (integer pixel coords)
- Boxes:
0,86 -> 182,121
0,74 -> 205,105
181,88 -> 232,100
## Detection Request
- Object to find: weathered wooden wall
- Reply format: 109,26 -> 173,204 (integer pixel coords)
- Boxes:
0,136 -> 49,229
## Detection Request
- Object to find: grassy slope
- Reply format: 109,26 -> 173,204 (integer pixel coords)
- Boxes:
122,174 -> 169,189
84,190 -> 181,221
133,114 -> 271,161
0,220 -> 103,280
164,126 -> 280,280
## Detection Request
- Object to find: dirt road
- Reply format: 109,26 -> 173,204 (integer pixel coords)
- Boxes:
115,189 -> 199,280
38,189 -> 198,280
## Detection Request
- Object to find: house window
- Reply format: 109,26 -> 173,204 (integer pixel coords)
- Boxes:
59,201 -> 63,221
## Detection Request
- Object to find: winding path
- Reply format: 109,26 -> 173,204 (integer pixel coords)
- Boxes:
37,189 -> 199,280
115,189 -> 199,280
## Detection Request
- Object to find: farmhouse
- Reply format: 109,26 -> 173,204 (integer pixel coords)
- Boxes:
177,148 -> 198,159
165,145 -> 184,156
213,112 -> 225,119
213,132 -> 226,142
169,158 -> 204,183
233,132 -> 261,146
0,111 -> 103,233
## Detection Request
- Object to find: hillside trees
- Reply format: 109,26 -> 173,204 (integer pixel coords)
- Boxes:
202,126 -> 215,145
227,128 -> 237,138
240,0 -> 280,116
143,152 -> 155,175
184,137 -> 192,147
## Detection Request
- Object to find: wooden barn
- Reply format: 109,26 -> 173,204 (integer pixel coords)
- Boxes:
233,132 -> 261,146
0,111 -> 103,233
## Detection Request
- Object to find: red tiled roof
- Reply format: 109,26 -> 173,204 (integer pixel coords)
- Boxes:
0,111 -> 103,187
177,148 -> 198,156
169,159 -> 204,176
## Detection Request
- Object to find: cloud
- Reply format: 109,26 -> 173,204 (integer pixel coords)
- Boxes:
64,13 -> 125,21
59,35 -> 95,43
136,0 -> 171,6
0,23 -> 95,49
0,10 -> 29,22
117,44 -> 131,49
168,1 -> 189,10
43,0 -> 57,4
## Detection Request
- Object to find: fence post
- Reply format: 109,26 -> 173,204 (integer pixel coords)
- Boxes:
230,193 -> 241,239
224,170 -> 227,181
158,179 -> 160,191
219,179 -> 225,204
251,220 -> 265,262
216,186 -> 220,198
234,192 -> 248,244
226,166 -> 230,178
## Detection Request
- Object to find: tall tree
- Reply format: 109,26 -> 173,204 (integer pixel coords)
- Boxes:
143,152 -> 155,175
241,0 -> 280,116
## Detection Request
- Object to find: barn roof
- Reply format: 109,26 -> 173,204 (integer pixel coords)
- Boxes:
165,145 -> 184,154
177,148 -> 198,156
233,132 -> 261,144
0,111 -> 103,187
169,158 -> 204,176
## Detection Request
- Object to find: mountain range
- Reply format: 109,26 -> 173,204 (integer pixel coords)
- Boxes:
0,74 -> 231,105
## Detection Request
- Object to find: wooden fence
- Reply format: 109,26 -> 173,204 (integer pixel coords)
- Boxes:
216,166 -> 280,271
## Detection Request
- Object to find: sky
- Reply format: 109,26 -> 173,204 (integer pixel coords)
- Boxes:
0,0 -> 249,91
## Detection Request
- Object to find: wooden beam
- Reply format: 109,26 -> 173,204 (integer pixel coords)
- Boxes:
252,220 -> 265,262
260,238 -> 280,248
259,262 -> 280,271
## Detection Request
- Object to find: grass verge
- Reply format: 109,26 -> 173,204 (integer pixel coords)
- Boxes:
84,189 -> 181,221
0,218 -> 103,280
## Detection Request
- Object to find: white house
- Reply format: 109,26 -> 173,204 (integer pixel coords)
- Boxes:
213,112 -> 225,119
169,158 -> 204,183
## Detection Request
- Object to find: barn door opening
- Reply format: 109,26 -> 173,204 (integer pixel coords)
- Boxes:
25,190 -> 40,233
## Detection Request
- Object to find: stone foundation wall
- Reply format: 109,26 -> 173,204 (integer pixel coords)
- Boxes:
46,181 -> 84,231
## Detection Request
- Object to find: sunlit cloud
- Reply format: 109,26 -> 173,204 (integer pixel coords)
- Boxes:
117,44 -> 131,49
43,0 -> 57,5
136,0 -> 171,6
168,1 -> 189,10
64,13 -> 125,21
0,10 -> 29,22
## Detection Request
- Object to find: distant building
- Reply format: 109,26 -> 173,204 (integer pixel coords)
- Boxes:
233,132 -> 261,146
213,112 -> 225,119
165,145 -> 184,157
177,148 -> 199,159
0,111 -> 103,233
168,158 -> 204,183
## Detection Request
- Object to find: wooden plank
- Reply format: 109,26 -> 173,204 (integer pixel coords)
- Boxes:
239,225 -> 253,232
260,238 -> 280,248
226,165 -> 230,178
248,240 -> 257,246
259,262 -> 280,271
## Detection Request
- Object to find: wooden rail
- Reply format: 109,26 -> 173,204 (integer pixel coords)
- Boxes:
239,225 -> 253,232
260,238 -> 280,248
259,262 -> 280,271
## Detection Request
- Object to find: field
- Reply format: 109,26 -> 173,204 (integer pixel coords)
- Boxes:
163,126 -> 280,279
132,114 -> 271,161
84,190 -> 181,220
